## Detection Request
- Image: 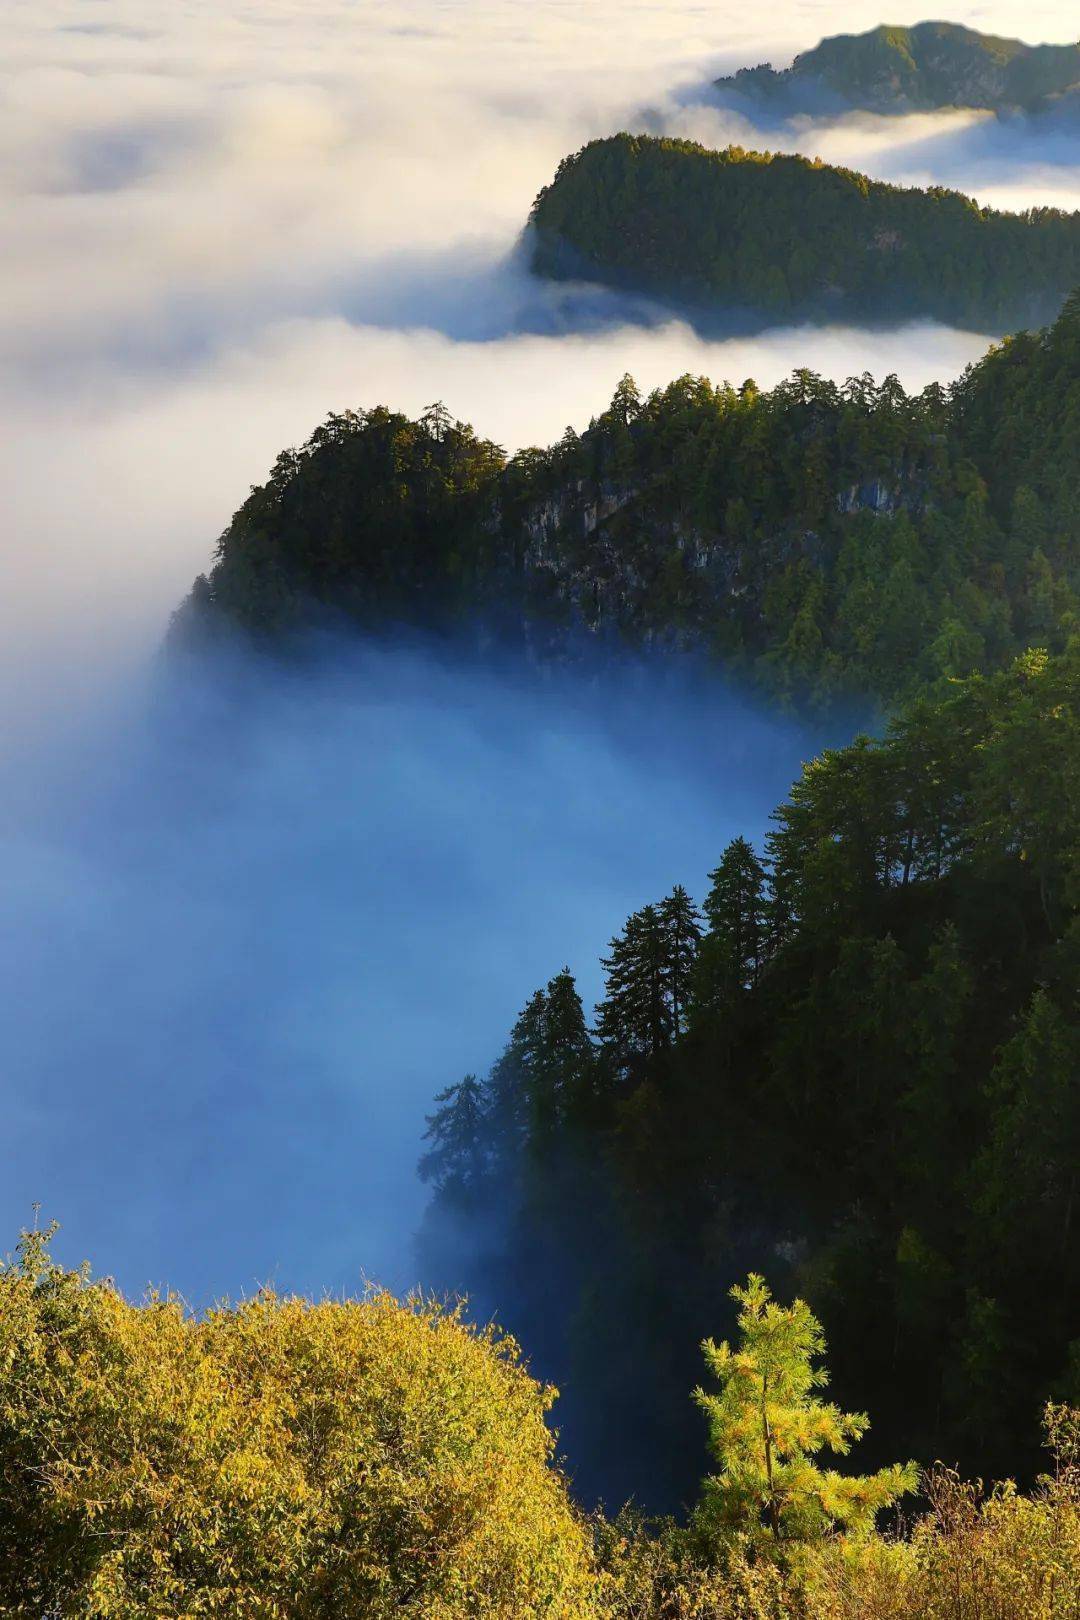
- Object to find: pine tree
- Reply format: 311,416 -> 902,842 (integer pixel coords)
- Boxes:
693,1274 -> 916,1547
598,891 -> 703,1065
596,904 -> 670,1071
487,990 -> 549,1164
419,1075 -> 489,1199
700,838 -> 768,994
658,886 -> 702,1039
481,974 -> 597,1160
533,968 -> 595,1143
421,400 -> 453,442
606,374 -> 643,480
610,372 -> 642,425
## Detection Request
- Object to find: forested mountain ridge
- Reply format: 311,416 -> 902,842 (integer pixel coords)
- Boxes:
527,135 -> 1080,332
418,639 -> 1080,1510
713,21 -> 1080,119
182,290 -> 1080,712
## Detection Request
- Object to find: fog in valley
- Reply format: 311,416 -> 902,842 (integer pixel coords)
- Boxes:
2,639 -> 825,1298
2,0 -> 1078,1298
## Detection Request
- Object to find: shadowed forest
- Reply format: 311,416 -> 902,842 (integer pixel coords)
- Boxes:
174,293 -> 1080,1517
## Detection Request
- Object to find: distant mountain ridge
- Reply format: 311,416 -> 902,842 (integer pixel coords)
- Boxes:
528,134 -> 1080,333
714,21 -> 1080,119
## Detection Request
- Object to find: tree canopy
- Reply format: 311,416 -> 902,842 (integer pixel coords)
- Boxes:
180,292 -> 1080,715
713,21 -> 1080,120
419,642 -> 1080,1509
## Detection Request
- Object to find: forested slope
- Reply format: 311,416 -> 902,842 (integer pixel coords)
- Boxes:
528,135 -> 1080,331
177,294 -> 1080,1509
419,641 -> 1080,1509
182,291 -> 1080,713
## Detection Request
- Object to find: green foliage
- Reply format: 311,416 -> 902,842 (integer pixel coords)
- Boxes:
0,1225 -> 595,1618
179,404 -> 506,636
693,1275 -> 916,1546
529,135 -> 1080,331
696,837 -> 769,1010
421,643 -> 1080,1507
596,888 -> 701,1071
419,1074 -> 489,1198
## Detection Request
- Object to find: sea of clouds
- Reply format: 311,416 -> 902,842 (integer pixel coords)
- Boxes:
1,0 -> 1077,1300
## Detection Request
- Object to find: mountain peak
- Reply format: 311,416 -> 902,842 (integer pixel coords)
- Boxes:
715,20 -> 1080,118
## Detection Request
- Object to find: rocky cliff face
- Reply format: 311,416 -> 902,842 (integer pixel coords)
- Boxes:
498,470 -> 910,659
836,478 -> 903,517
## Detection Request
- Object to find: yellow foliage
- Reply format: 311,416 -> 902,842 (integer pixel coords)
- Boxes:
594,1409 -> 1080,1620
0,1228 -> 595,1618
6,1230 -> 1080,1620
800,1423 -> 1080,1620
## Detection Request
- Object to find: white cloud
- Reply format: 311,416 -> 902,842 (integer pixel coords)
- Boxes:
7,0 -> 1073,660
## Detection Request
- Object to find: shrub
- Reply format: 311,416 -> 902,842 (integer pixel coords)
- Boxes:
0,1226 -> 595,1618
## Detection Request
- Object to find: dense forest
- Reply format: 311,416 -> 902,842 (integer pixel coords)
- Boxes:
170,291 -> 1080,1526
17,0 -> 1080,1610
713,21 -> 1080,120
418,640 -> 1080,1511
528,135 -> 1080,331
18,202 -> 1080,1620
182,289 -> 1080,713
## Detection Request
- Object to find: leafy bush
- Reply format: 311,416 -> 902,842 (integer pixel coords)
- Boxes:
0,1225 -> 595,1618
803,1408 -> 1080,1618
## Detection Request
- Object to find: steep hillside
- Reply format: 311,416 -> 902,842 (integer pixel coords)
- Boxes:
418,638 -> 1080,1509
181,292 -> 1080,712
